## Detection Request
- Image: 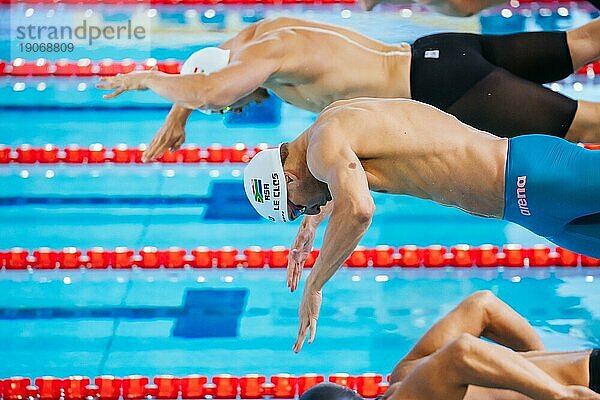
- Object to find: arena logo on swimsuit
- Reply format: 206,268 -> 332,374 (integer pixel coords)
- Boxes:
516,176 -> 531,216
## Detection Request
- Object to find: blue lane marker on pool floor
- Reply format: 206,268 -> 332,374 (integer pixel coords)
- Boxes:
0,289 -> 248,338
0,182 -> 260,219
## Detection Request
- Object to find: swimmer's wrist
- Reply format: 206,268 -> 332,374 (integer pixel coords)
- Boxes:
305,275 -> 322,293
141,70 -> 159,89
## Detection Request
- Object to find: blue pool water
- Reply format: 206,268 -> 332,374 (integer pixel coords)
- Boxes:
0,268 -> 599,378
2,3 -> 600,379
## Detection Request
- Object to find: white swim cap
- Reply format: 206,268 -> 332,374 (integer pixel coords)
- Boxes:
180,47 -> 231,114
243,145 -> 290,223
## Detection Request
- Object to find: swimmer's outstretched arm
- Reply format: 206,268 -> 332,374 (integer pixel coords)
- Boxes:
286,201 -> 334,292
385,334 -> 599,400
390,291 -> 544,382
293,123 -> 375,353
97,38 -> 281,110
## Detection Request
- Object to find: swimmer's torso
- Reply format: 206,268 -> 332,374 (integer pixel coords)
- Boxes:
308,98 -> 507,218
224,18 -> 412,112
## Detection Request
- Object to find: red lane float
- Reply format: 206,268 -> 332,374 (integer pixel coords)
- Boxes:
475,244 -> 500,267
33,248 -> 57,270
423,245 -> 446,268
270,374 -> 297,398
62,376 -> 91,400
347,246 -> 370,268
122,375 -> 149,400
239,374 -> 265,399
2,245 -> 600,270
303,250 -> 320,268
577,61 -> 600,76
0,145 -> 10,164
39,144 -> 60,163
6,248 -> 29,270
215,246 -> 238,268
328,373 -> 355,389
113,247 -> 134,269
2,57 -> 600,77
191,246 -> 213,268
94,376 -> 122,400
16,144 -> 36,164
153,375 -> 180,399
58,247 -> 83,269
527,245 -> 557,267
0,144 -> 259,164
450,244 -> 474,267
297,374 -> 325,396
139,246 -> 161,269
87,247 -> 113,269
398,245 -> 421,268
268,246 -> 289,268
556,247 -> 579,267
372,245 -> 394,267
180,375 -> 208,399
582,255 -> 600,267
211,375 -> 239,399
35,376 -> 62,400
244,246 -> 266,268
2,144 -> 599,164
2,377 -> 31,400
356,373 -> 383,398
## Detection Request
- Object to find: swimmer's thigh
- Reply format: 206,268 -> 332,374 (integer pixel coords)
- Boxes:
480,32 -> 573,83
447,69 -> 577,137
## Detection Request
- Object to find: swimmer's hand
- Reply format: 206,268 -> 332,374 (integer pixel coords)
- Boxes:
293,287 -> 322,353
287,225 -> 316,292
143,106 -> 191,162
96,71 -> 154,99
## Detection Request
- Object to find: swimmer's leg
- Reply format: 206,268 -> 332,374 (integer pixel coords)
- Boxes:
565,101 -> 600,143
567,17 -> 600,70
390,291 -> 544,383
477,26 -> 600,142
479,19 -> 600,81
564,19 -> 600,142
389,334 -> 579,400
480,31 -> 574,83
446,69 -> 577,138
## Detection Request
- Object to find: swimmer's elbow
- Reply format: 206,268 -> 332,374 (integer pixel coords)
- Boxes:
446,334 -> 482,381
350,198 -> 375,226
189,87 -> 230,110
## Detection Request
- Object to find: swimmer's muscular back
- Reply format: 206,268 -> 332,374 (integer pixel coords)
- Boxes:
222,18 -> 411,112
308,98 -> 508,217
235,17 -> 398,52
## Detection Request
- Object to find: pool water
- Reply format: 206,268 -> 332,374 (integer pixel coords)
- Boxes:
1,268 -> 599,377
1,3 -> 600,379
